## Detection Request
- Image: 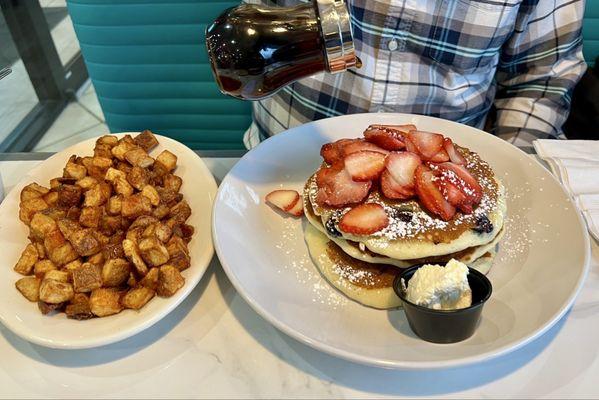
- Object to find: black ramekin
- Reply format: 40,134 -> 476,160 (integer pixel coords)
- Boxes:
393,265 -> 492,344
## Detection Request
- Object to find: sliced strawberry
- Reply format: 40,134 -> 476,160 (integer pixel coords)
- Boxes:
316,162 -> 343,186
407,131 -> 444,160
443,138 -> 467,165
368,124 -> 416,133
380,169 -> 414,200
430,149 -> 450,163
385,152 -> 422,188
342,139 -> 389,157
436,162 -> 483,204
315,167 -> 372,207
403,135 -> 419,154
363,126 -> 406,151
265,190 -> 300,212
287,198 -> 304,217
339,203 -> 389,235
414,165 -> 456,221
344,150 -> 386,181
320,139 -> 358,164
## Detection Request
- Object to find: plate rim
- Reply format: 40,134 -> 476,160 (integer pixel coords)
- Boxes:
0,132 -> 217,349
213,112 -> 591,369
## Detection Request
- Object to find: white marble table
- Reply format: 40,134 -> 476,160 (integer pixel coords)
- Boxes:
0,155 -> 598,399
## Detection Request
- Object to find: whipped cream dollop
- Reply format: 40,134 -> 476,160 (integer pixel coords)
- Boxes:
402,259 -> 472,310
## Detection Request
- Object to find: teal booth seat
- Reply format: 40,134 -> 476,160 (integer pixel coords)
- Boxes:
66,0 -> 251,150
68,1 -> 597,149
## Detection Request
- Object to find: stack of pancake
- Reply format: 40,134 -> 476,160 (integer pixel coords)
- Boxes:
303,138 -> 507,309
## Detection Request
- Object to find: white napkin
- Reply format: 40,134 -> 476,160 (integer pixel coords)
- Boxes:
533,140 -> 599,241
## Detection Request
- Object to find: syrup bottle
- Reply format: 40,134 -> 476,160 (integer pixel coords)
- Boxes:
205,0 -> 358,100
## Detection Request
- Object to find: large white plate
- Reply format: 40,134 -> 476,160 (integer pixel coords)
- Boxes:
213,113 -> 591,369
0,133 -> 216,349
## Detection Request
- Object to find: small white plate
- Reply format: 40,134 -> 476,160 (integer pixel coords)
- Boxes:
213,113 -> 591,369
0,133 -> 217,349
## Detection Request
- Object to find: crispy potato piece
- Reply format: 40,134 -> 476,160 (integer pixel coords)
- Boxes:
88,251 -> 105,266
39,279 -> 74,304
90,288 -> 123,317
157,265 -> 185,297
43,191 -> 58,207
176,224 -> 194,242
120,134 -> 135,145
123,239 -> 148,275
79,206 -> 102,228
16,276 -> 41,302
38,301 -> 64,315
97,135 -> 118,147
45,270 -> 69,283
20,183 -> 50,202
155,223 -> 173,243
114,177 -> 134,197
48,243 -> 79,266
103,242 -> 126,260
63,258 -> 83,273
142,223 -> 156,238
19,197 -> 49,225
99,214 -> 122,235
156,187 -> 182,207
94,143 -> 113,159
39,207 -> 67,221
152,204 -> 170,219
69,229 -> 101,257
49,178 -> 61,190
116,161 -> 132,175
126,227 -> 143,244
66,293 -> 94,320
14,244 -> 38,275
34,259 -> 57,278
105,167 -> 126,182
127,272 -> 137,287
141,185 -> 160,206
33,241 -> 46,259
73,263 -> 102,293
130,215 -> 159,230
127,166 -> 149,191
66,206 -> 81,221
76,176 -> 98,190
121,194 -> 152,219
102,258 -> 130,287
163,174 -> 182,193
57,184 -> 82,208
169,200 -> 191,224
106,195 -> 122,216
92,156 -> 112,169
134,130 -> 159,151
44,228 -> 67,250
140,267 -> 159,290
122,287 -> 155,310
155,150 -> 177,172
63,160 -> 87,180
167,236 -> 190,271
30,212 -> 58,240
139,237 -> 169,267
125,147 -> 154,168
111,141 -> 137,161
83,183 -> 110,207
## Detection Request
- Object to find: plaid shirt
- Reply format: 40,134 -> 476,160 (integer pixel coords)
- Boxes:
244,0 -> 586,150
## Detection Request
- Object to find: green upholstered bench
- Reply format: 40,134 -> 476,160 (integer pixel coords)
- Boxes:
583,1 -> 599,67
67,0 -> 251,150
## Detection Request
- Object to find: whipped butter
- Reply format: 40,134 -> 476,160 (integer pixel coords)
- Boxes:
402,259 -> 472,310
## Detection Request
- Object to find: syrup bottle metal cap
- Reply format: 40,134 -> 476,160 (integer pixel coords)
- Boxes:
315,0 -> 358,73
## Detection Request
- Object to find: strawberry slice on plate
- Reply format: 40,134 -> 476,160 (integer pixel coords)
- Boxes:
287,197 -> 304,216
315,166 -> 372,207
342,139 -> 389,157
414,165 -> 456,221
339,203 -> 389,235
265,190 -> 300,212
363,126 -> 408,151
443,138 -> 467,165
344,150 -> 387,181
408,131 -> 444,160
435,162 -> 483,204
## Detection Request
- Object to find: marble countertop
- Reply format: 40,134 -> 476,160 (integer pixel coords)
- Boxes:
0,157 -> 597,399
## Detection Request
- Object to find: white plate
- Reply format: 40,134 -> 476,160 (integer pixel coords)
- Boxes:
0,133 -> 216,349
213,113 -> 591,369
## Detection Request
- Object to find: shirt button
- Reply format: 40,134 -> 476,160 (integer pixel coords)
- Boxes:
388,39 -> 398,51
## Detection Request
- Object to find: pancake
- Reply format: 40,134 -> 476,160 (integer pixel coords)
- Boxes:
304,222 -> 499,310
306,145 -> 507,260
304,186 -> 505,268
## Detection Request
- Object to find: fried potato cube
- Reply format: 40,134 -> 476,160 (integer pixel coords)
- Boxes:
63,258 -> 82,273
169,200 -> 191,224
16,276 -> 41,302
66,293 -> 94,320
116,161 -> 132,175
101,258 -> 130,287
94,143 -> 113,159
39,279 -> 74,304
122,194 -> 152,218
79,206 -> 102,228
69,229 -> 101,257
123,239 -> 148,275
33,241 -> 46,259
72,263 -> 102,293
156,187 -> 182,207
134,130 -> 159,151
157,265 -> 185,297
57,184 -> 82,208
105,167 -> 126,182
111,141 -> 137,161
155,150 -> 177,172
76,176 -> 98,190
19,197 -> 49,225
44,269 -> 69,283
48,243 -> 79,266
103,243 -> 125,260
99,214 -> 122,235
163,174 -> 182,193
83,183 -> 110,207
114,177 -> 134,197
125,147 -> 154,168
97,135 -> 118,147
63,160 -> 87,180
30,212 -> 58,239
41,207 -> 67,221
152,204 -> 170,219
126,227 -> 143,244
141,185 -> 160,206
130,215 -> 159,230
155,223 -> 173,243
66,206 -> 81,221
120,134 -> 135,145
173,224 -> 194,243
127,272 -> 137,287
140,267 -> 159,290
43,191 -> 58,206
127,166 -> 149,191
57,218 -> 79,239
88,251 -> 105,266
90,288 -> 123,317
20,183 -> 50,202
139,237 -> 169,267
34,259 -> 57,278
14,244 -> 38,275
122,287 -> 155,310
106,195 -> 122,216
50,178 -> 61,190
92,156 -> 112,169
38,301 -> 64,315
